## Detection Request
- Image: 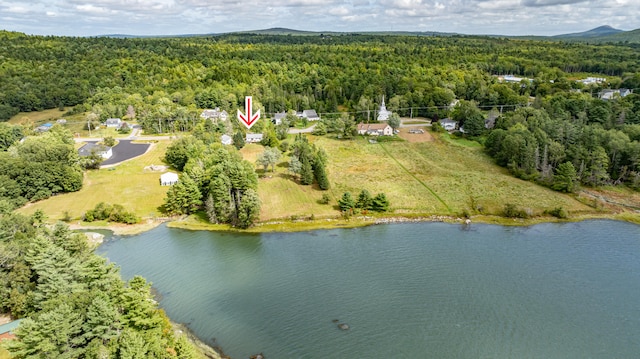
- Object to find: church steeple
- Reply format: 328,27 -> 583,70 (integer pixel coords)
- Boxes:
377,94 -> 391,121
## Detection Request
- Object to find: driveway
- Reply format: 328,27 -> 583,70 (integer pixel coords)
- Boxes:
288,124 -> 317,134
98,140 -> 151,166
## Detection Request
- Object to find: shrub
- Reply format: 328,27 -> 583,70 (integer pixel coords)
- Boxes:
502,203 -> 529,219
319,193 -> 331,204
84,202 -> 139,224
546,207 -> 568,219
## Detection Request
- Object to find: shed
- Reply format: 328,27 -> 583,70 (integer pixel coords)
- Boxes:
221,134 -> 233,145
160,172 -> 179,186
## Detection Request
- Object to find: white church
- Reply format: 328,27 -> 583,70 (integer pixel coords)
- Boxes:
377,96 -> 392,121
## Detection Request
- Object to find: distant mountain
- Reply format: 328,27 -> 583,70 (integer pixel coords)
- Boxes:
590,28 -> 640,43
553,25 -> 624,39
70,26 -> 640,43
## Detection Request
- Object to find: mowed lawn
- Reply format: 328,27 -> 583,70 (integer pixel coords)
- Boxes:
19,141 -> 171,221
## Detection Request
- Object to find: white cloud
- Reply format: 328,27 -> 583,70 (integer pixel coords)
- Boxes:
0,0 -> 638,36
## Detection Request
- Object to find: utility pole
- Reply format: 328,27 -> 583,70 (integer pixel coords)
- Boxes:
87,119 -> 92,137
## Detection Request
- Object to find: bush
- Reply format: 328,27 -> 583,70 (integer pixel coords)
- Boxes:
84,202 -> 139,224
545,207 -> 568,219
502,203 -> 529,219
319,193 -> 331,204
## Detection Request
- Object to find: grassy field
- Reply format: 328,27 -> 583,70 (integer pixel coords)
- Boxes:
312,134 -> 592,217
16,129 -> 621,231
241,143 -> 338,220
9,108 -> 136,139
18,141 -> 171,222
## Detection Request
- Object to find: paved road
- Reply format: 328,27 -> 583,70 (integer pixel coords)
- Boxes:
94,140 -> 151,166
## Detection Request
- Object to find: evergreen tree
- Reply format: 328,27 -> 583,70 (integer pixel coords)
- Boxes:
235,189 -> 261,229
314,159 -> 330,190
552,162 -> 578,193
233,131 -> 245,150
371,193 -> 390,212
338,192 -> 355,212
163,173 -> 202,215
300,157 -> 314,185
355,189 -> 372,210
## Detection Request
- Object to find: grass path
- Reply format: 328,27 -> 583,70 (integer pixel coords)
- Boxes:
378,142 -> 452,213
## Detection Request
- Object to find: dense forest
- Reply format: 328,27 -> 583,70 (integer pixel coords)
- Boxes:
2,30 -> 640,191
0,212 -> 200,358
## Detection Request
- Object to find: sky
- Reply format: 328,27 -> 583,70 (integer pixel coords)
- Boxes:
1,0 -> 638,37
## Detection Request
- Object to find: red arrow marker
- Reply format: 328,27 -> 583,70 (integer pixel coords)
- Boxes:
237,96 -> 261,130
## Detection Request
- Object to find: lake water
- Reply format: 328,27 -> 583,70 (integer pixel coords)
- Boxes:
97,220 -> 640,358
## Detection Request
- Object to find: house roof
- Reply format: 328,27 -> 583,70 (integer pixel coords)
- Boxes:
274,112 -> 286,120
357,123 -> 391,131
221,134 -> 233,144
201,108 -> 228,119
246,133 -> 264,140
105,118 -> 121,124
0,319 -> 22,335
302,109 -> 319,118
439,118 -> 457,124
78,143 -> 111,157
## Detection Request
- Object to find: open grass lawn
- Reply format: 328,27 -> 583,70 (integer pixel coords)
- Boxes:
9,107 -> 70,125
18,141 -> 171,221
242,143 -> 338,220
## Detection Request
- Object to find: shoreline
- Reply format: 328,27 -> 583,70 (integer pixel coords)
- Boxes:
69,210 -> 640,236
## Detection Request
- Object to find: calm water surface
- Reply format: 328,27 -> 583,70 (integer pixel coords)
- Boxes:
97,220 -> 640,358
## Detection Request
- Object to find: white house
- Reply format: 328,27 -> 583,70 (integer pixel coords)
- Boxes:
272,111 -> 286,125
78,143 -> 113,159
221,134 -> 233,145
160,172 -> 179,186
200,108 -> 228,121
105,118 -> 122,128
301,109 -> 320,121
246,133 -> 264,143
377,96 -> 392,121
600,89 -> 633,100
439,118 -> 458,131
357,123 -> 393,136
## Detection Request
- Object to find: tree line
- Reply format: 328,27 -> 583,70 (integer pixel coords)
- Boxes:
0,124 -> 83,212
163,137 -> 260,228
2,30 -> 640,125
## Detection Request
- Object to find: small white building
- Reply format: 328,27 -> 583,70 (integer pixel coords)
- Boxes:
246,133 -> 264,143
160,172 -> 179,186
221,134 -> 233,145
